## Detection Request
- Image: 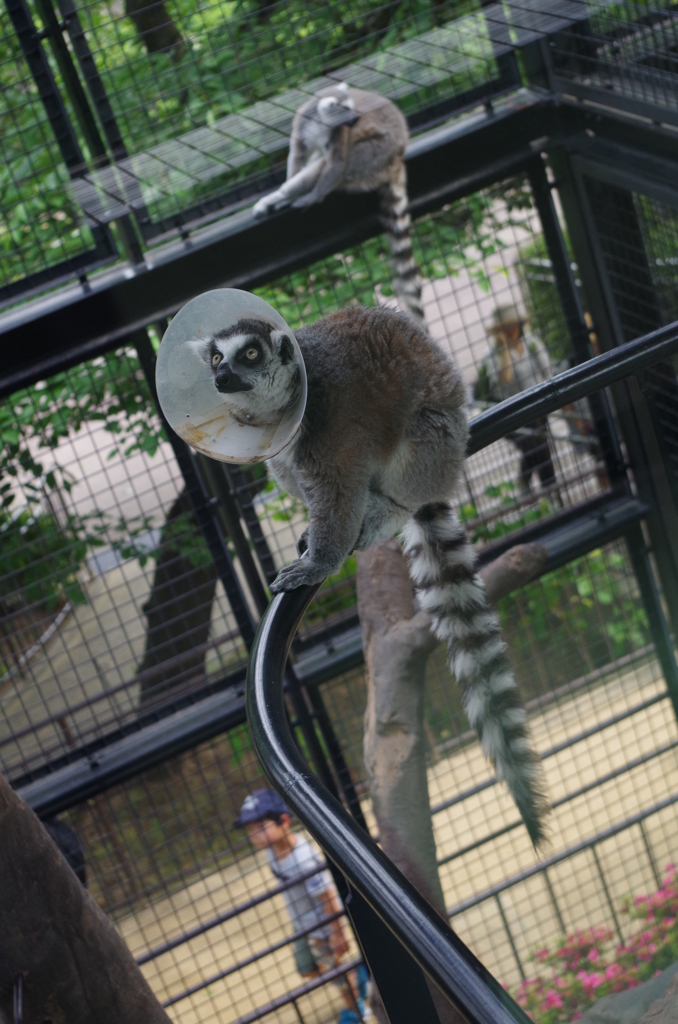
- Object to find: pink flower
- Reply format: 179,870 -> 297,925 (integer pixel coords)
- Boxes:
588,949 -> 600,962
578,972 -> 605,992
571,1015 -> 582,1021
534,947 -> 550,962
605,964 -> 623,980
542,990 -> 564,1009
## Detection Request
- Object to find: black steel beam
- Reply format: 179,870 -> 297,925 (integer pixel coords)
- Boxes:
135,331 -> 258,647
0,91 -> 561,399
553,76 -> 678,131
527,155 -> 627,483
553,102 -> 678,204
15,680 -> 247,818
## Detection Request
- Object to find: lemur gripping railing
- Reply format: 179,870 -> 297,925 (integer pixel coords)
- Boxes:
246,320 -> 678,1024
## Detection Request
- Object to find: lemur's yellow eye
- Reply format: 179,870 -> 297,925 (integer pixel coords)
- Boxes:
212,353 -> 222,366
245,347 -> 259,361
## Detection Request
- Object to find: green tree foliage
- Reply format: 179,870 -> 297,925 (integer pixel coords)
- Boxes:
257,176 -> 535,325
1,0 -> 488,288
0,349 -> 166,613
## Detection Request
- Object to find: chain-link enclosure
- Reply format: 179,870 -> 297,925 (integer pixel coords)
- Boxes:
2,0 -> 678,1021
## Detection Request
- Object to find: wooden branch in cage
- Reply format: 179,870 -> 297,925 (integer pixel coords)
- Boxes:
357,539 -> 547,1024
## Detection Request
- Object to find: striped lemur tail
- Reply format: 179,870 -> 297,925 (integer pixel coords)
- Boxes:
379,163 -> 424,323
402,503 -> 549,848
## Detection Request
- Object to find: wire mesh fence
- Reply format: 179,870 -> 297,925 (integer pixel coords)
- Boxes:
57,724 -> 366,1024
2,0 -> 678,1020
0,0 -> 115,298
3,147 -> 678,1018
1,169 -> 622,781
43,520 -> 678,1023
3,0 -> 678,302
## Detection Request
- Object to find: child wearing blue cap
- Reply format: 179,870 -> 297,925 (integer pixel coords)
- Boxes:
235,788 -> 371,1023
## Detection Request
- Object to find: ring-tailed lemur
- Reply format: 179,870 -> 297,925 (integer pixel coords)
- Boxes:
188,305 -> 549,847
252,84 -> 424,322
188,319 -> 302,426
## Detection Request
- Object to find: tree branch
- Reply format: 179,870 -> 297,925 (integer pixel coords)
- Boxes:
356,539 -> 547,1023
0,774 -> 171,1024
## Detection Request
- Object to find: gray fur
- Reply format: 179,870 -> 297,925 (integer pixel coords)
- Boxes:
266,304 -> 548,846
252,85 -> 424,321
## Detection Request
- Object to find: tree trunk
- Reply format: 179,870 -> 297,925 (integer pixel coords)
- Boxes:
0,773 -> 171,1024
137,487 -> 217,709
124,0 -> 186,59
357,540 -> 547,1023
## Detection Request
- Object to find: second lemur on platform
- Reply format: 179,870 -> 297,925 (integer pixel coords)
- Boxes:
252,84 -> 423,322
189,304 -> 550,848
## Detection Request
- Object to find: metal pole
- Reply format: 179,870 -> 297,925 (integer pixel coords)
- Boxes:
30,0 -> 142,263
224,465 -> 280,586
195,454 -> 269,616
591,847 -> 623,944
625,522 -> 678,726
223,465 -> 368,829
552,150 -> 678,662
527,155 -> 626,483
134,329 -> 257,647
480,0 -> 522,97
495,894 -> 524,981
52,0 -> 153,245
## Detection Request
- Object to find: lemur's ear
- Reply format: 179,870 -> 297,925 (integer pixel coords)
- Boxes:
271,330 -> 295,365
185,338 -> 212,364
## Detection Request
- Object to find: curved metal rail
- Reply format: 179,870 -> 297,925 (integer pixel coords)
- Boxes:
247,583 -> 529,1024
246,321 -> 678,1023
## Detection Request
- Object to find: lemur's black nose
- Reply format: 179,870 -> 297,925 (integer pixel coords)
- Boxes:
215,365 -> 231,391
215,367 -> 254,393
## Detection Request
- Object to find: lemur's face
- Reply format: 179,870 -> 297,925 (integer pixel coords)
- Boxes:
188,318 -> 301,420
316,87 -> 359,129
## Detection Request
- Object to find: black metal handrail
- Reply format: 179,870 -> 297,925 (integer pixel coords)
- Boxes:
247,583 -> 530,1024
468,317 -> 678,454
246,322 -> 678,1023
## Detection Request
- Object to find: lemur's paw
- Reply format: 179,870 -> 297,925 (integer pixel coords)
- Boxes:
270,558 -> 325,592
252,196 -> 274,219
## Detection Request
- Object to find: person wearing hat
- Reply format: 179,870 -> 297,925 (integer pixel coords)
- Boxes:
235,788 -> 371,1022
474,303 -> 558,496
